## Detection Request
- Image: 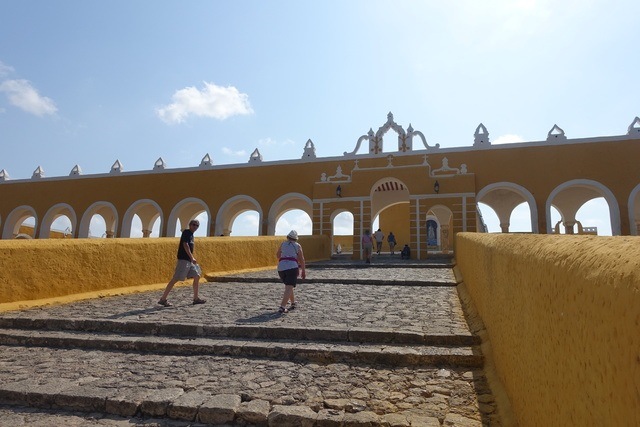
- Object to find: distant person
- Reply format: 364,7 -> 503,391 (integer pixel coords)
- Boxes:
401,244 -> 411,260
361,229 -> 373,264
158,219 -> 206,307
373,228 -> 385,254
387,232 -> 397,255
276,230 -> 306,313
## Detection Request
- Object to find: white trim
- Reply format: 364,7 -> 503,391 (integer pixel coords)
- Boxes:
2,133 -> 637,183
415,199 -> 421,260
463,196 -> 467,232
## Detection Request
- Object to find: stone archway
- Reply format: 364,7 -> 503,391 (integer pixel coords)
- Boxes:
477,182 -> 538,233
78,202 -> 118,238
167,198 -> 210,237
370,177 -> 411,254
121,199 -> 163,238
39,203 -> 77,238
215,195 -> 262,236
267,193 -> 313,235
2,205 -> 38,239
546,180 -> 620,235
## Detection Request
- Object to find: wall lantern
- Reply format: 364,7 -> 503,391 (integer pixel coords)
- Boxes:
434,180 -> 440,194
336,185 -> 342,197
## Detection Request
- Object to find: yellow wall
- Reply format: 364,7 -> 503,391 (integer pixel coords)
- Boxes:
455,233 -> 639,426
380,203 -> 410,251
0,235 -> 330,307
332,235 -> 354,253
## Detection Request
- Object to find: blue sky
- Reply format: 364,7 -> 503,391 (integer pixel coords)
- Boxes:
1,1 -> 638,236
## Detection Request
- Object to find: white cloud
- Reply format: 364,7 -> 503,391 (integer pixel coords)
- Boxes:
222,147 -> 246,157
0,79 -> 57,116
493,134 -> 525,145
0,61 -> 14,77
156,82 -> 253,124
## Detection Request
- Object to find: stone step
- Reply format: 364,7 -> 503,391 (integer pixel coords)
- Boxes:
0,316 -> 480,346
208,276 -> 457,286
0,328 -> 483,368
0,343 -> 492,426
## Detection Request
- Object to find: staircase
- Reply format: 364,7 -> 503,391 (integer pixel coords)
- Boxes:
0,259 -> 501,426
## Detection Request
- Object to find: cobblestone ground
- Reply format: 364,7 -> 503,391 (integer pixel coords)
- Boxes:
0,261 -> 502,426
3,282 -> 469,337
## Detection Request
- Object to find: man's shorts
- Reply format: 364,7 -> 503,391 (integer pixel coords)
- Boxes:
278,267 -> 299,287
172,259 -> 200,281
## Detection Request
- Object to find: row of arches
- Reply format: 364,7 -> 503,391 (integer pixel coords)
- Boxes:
477,179 -> 640,235
1,193 -> 316,239
2,178 -> 638,246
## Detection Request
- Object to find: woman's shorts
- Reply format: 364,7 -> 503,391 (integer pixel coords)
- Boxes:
363,243 -> 373,251
172,260 -> 200,281
278,267 -> 299,286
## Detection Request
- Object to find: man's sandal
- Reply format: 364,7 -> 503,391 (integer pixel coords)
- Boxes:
158,299 -> 173,307
278,306 -> 288,314
193,298 -> 206,305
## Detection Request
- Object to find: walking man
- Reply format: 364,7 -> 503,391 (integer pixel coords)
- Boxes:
158,219 -> 206,307
373,228 -> 385,255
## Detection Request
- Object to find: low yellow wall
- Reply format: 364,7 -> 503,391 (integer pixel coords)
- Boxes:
0,235 -> 330,307
455,233 -> 640,426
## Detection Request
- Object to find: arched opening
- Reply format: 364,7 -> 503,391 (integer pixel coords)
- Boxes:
121,199 -> 163,238
230,211 -> 260,236
274,209 -> 312,237
49,215 -> 73,238
130,214 -> 161,238
40,203 -> 77,238
2,206 -> 38,239
477,183 -> 537,233
332,211 -> 354,254
267,193 -> 313,235
552,198 -> 611,236
89,215 -> 107,238
546,180 -> 618,235
370,178 -> 410,255
167,198 -> 210,237
216,195 -> 263,236
78,202 -> 118,238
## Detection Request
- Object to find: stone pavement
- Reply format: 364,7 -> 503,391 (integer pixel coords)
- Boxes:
0,255 -> 503,426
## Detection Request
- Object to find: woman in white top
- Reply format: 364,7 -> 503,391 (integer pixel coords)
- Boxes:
276,230 -> 306,313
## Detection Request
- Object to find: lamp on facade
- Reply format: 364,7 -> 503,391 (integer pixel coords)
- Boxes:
336,185 -> 342,197
434,180 -> 440,194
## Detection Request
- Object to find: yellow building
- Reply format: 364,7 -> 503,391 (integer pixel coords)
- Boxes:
1,113 -> 640,259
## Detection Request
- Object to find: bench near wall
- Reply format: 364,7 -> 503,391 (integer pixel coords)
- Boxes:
0,235 -> 330,309
455,233 -> 639,427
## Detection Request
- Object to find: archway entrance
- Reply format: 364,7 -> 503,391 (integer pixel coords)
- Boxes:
370,178 -> 410,256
